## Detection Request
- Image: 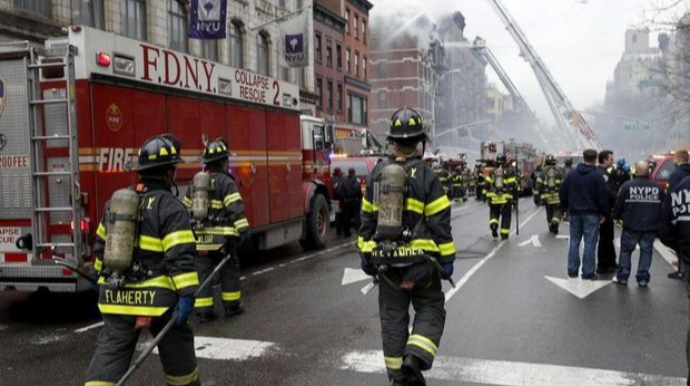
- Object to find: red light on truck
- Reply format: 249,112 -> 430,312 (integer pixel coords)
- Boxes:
96,52 -> 111,67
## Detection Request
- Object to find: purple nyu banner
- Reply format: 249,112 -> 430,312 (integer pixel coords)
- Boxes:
189,0 -> 227,39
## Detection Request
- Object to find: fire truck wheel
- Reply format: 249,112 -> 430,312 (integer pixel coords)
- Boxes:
301,194 -> 329,250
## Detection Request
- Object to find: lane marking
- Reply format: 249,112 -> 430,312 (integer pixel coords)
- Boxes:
518,234 -> 542,248
74,321 -> 104,333
445,207 -> 542,302
339,350 -> 686,386
151,337 -> 277,360
252,267 -> 275,276
545,276 -> 612,299
556,235 -> 570,240
342,268 -> 371,286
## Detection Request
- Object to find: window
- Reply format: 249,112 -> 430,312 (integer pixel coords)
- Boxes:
72,0 -> 105,29
345,9 -> 350,34
348,94 -> 367,125
229,22 -> 244,68
355,52 -> 359,77
316,78 -> 323,108
337,84 -> 343,111
296,0 -> 303,9
378,90 -> 387,109
379,61 -> 387,78
201,40 -> 218,61
280,66 -> 290,81
168,0 -> 188,52
315,34 -> 322,62
296,68 -> 305,88
363,56 -> 367,79
326,39 -> 333,67
278,0 -> 286,8
121,0 -> 147,40
346,49 -> 351,73
327,81 -> 333,110
336,43 -> 343,70
354,15 -> 359,39
14,0 -> 52,18
362,19 -> 367,44
257,33 -> 270,76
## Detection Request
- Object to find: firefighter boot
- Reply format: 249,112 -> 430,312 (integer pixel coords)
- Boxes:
402,355 -> 426,386
491,225 -> 498,239
225,302 -> 245,317
197,311 -> 217,324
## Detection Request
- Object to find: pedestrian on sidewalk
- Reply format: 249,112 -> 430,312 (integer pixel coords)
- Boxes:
612,161 -> 664,288
597,150 -> 620,274
667,150 -> 690,281
560,149 -> 610,279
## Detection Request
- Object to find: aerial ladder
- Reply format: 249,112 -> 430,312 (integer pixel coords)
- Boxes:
485,0 -> 600,150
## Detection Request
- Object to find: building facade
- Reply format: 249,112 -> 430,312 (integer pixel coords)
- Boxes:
0,0 -> 316,108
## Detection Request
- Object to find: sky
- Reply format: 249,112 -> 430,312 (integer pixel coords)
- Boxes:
369,0 -> 681,125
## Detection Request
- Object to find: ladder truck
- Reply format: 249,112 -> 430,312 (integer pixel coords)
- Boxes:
485,0 -> 600,150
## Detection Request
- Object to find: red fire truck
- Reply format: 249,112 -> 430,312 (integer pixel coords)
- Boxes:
0,27 -> 334,293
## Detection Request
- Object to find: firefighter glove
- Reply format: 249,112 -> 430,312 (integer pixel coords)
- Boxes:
175,296 -> 194,326
440,262 -> 454,281
361,255 -> 377,276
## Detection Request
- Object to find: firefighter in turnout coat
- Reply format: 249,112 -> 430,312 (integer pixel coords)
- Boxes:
432,162 -> 452,199
484,154 -> 519,240
536,154 -> 564,234
358,107 -> 456,386
183,139 -> 249,323
86,135 -> 200,386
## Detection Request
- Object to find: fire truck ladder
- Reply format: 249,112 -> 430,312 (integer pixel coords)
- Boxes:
485,0 -> 600,150
26,44 -> 84,263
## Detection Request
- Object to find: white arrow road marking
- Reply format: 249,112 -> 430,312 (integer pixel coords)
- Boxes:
654,240 -> 677,267
151,337 -> 277,361
339,350 -> 686,386
518,234 -> 542,248
545,276 -> 612,299
342,267 -> 373,286
556,235 -> 570,240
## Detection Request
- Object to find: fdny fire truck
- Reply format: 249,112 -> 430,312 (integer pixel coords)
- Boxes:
0,27 -> 334,293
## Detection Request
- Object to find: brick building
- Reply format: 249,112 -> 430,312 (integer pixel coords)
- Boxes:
0,0 -> 316,107
312,1 -> 346,130
342,0 -> 372,134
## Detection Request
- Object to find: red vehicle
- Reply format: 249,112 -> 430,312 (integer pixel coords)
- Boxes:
480,141 -> 537,194
648,153 -> 677,191
0,27 -> 334,293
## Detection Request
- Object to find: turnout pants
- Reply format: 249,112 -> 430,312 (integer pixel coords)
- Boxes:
379,267 -> 446,383
194,249 -> 241,313
545,204 -> 561,229
453,186 -> 466,201
489,203 -> 512,237
85,313 -> 199,386
597,216 -> 617,271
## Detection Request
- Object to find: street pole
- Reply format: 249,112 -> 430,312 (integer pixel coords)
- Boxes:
431,69 -> 462,149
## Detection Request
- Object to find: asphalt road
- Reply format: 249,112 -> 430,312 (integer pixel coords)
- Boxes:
0,199 -> 687,386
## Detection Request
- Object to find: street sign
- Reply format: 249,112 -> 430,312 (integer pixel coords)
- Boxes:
624,124 -> 650,131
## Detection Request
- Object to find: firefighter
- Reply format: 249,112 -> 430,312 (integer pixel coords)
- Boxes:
536,154 -> 563,234
336,167 -> 363,237
563,157 -> 574,174
86,135 -> 200,386
432,162 -> 452,199
358,107 -> 455,386
531,161 -> 544,206
452,164 -> 467,203
183,139 -> 249,323
475,163 -> 486,202
333,167 -> 345,236
484,153 -> 519,240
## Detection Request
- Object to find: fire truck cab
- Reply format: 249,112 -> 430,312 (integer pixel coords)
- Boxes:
0,27 -> 333,293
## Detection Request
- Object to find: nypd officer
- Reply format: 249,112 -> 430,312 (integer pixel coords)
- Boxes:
184,139 -> 250,323
358,107 -> 456,386
87,135 -> 200,386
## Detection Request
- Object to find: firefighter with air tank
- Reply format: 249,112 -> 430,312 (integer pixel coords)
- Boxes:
535,154 -> 564,234
484,153 -> 519,240
432,161 -> 452,199
86,135 -> 200,386
358,107 -> 456,386
452,160 -> 469,203
183,139 -> 250,323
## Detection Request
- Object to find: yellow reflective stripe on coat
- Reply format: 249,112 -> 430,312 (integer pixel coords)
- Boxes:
405,198 -> 424,214
164,367 -> 199,386
195,297 -> 213,308
425,196 -> 451,217
97,275 -> 177,290
224,193 -> 242,206
172,271 -> 199,290
162,230 -> 196,251
408,239 -> 439,252
94,258 -> 102,272
210,200 -> 223,209
98,304 -> 169,317
362,198 -> 378,213
438,241 -> 456,257
504,177 -> 517,184
85,381 -> 116,386
358,236 -> 377,253
407,334 -> 438,357
196,227 -> 239,236
182,196 -> 193,208
222,291 -> 241,301
97,223 -> 106,240
196,243 -> 224,251
385,356 -> 403,370
137,235 -> 164,252
235,218 -> 249,229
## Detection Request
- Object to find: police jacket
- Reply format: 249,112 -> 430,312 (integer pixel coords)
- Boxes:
358,156 -> 456,265
94,180 -> 199,317
560,164 -> 610,217
613,177 -> 664,232
484,166 -> 518,205
660,177 -> 690,265
536,166 -> 563,205
337,175 -> 363,202
183,171 -> 249,252
669,164 -> 690,192
598,165 -> 619,204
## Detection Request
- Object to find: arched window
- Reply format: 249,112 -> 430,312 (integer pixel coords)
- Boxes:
257,32 -> 270,76
168,0 -> 188,52
229,21 -> 244,68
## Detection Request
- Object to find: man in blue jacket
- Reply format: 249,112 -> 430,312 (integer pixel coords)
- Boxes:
667,150 -> 690,281
612,161 -> 664,287
560,149 -> 610,279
